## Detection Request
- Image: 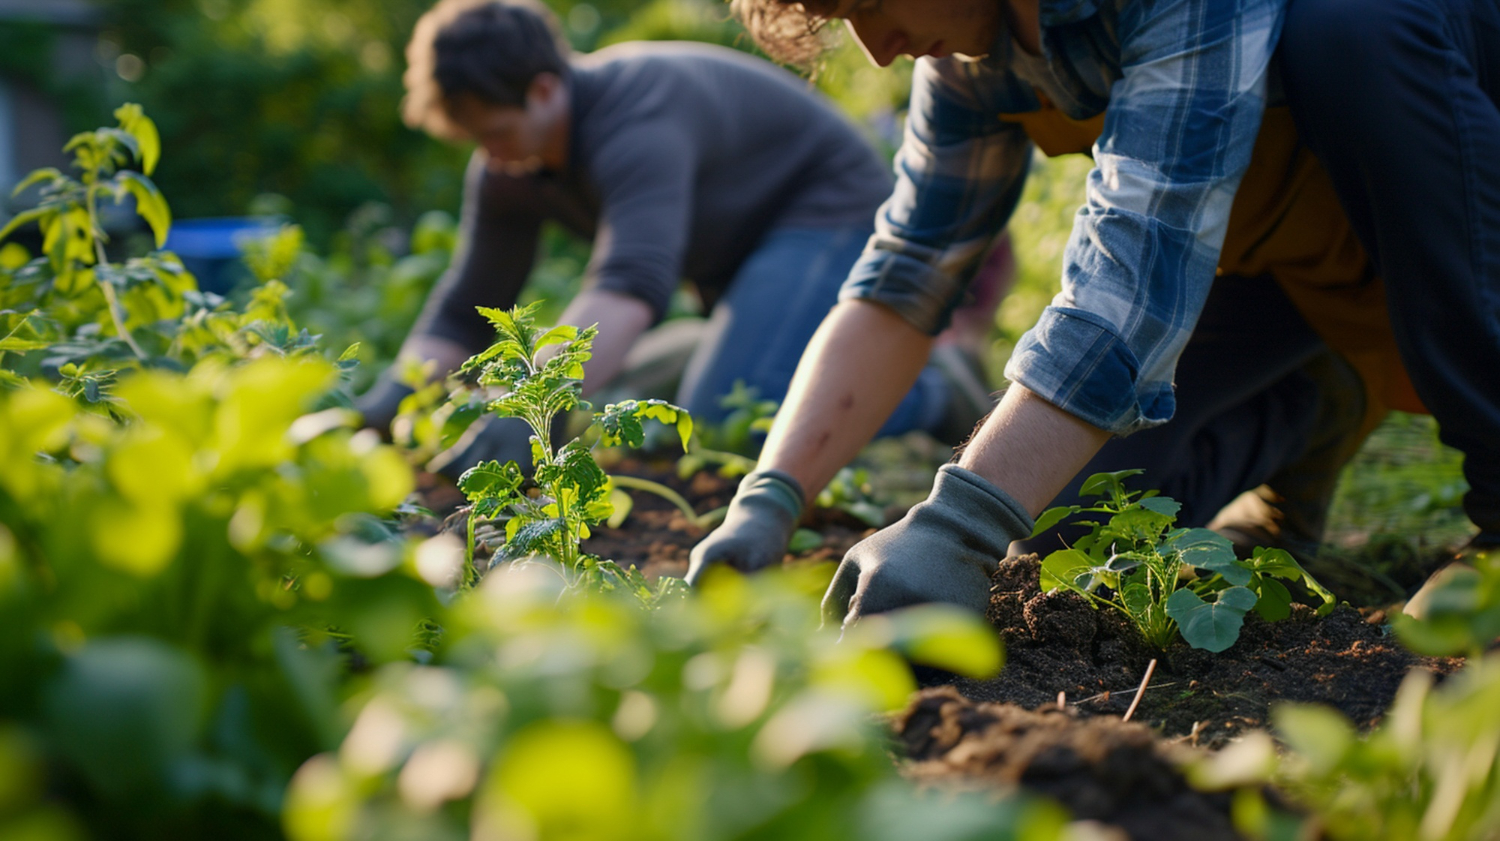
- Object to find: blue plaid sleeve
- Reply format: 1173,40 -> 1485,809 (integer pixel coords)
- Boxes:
837,58 -> 1033,336
1006,0 -> 1284,436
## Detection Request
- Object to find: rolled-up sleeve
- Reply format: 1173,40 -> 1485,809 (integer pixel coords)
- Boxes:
839,58 -> 1033,335
1006,0 -> 1283,436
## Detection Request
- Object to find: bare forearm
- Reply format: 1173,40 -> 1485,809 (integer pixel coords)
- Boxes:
757,299 -> 934,497
956,384 -> 1112,516
550,288 -> 654,397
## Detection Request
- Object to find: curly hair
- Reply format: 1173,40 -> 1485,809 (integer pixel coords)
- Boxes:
729,0 -> 843,68
403,0 -> 571,140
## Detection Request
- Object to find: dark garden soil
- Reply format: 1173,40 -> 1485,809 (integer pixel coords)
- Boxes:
577,455 -> 877,576
895,687 -> 1250,841
417,459 -> 1465,840
950,554 -> 1463,749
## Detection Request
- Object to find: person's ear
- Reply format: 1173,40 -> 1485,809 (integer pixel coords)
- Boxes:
526,72 -> 563,109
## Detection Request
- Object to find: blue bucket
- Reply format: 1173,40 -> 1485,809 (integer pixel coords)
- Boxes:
164,217 -> 281,294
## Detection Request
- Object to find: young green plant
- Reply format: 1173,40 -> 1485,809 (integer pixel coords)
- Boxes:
454,302 -> 693,590
1034,470 -> 1335,652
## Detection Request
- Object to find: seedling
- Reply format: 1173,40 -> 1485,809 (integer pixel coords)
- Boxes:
0,104 -> 171,361
454,302 -> 693,590
1034,470 -> 1335,652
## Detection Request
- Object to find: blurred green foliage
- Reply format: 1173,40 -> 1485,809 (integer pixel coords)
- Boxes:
0,109 -> 1047,841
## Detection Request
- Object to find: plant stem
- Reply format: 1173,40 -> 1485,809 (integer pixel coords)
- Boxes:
86,186 -> 147,360
608,475 -> 711,528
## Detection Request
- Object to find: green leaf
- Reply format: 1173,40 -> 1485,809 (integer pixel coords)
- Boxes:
456,459 -> 524,504
886,604 -> 1005,678
1039,549 -> 1093,595
1252,575 -> 1293,622
1246,547 -> 1336,615
9,167 -> 65,197
1078,469 -> 1144,500
788,529 -> 823,553
1138,496 -> 1182,517
534,324 -> 578,349
115,172 -> 172,248
1171,528 -> 1251,585
1030,505 -> 1079,538
1271,704 -> 1355,776
1166,586 -> 1257,652
0,207 -> 51,244
606,487 -> 633,528
114,104 -> 162,175
1121,581 -> 1155,617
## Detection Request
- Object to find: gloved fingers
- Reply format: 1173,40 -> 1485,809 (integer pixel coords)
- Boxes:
821,555 -> 862,628
684,545 -> 716,587
430,416 -> 536,482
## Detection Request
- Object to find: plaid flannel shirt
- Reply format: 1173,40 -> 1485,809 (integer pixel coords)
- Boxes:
841,0 -> 1284,435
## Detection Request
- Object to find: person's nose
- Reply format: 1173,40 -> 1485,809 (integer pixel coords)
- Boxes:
845,14 -> 907,67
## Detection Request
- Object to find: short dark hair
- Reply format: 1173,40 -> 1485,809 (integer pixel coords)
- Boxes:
403,0 -> 571,139
729,0 -> 841,68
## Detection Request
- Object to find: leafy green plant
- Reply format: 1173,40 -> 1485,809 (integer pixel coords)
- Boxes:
453,302 -> 693,585
0,105 -> 356,415
1035,470 -> 1335,652
1391,550 -> 1500,661
0,104 -> 175,366
1266,658 -> 1500,841
281,565 -> 1037,841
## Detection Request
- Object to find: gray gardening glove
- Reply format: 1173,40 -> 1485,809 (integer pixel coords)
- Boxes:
356,373 -> 415,441
823,464 -> 1033,629
685,469 -> 805,586
428,416 -> 537,483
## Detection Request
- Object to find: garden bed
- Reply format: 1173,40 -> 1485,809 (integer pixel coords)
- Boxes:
420,457 -> 1470,839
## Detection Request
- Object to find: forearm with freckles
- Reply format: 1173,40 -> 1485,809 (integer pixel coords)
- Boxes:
956,383 -> 1113,516
756,299 -> 934,497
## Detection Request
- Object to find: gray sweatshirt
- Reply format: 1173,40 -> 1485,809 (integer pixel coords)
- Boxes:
409,41 -> 894,352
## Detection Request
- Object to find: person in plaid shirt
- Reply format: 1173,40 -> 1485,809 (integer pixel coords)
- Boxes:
689,0 -> 1436,623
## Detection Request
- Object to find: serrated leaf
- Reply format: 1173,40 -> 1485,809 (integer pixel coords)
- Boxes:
457,459 -> 524,503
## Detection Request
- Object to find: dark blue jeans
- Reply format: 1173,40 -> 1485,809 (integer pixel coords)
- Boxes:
1279,0 -> 1500,534
677,226 -> 949,437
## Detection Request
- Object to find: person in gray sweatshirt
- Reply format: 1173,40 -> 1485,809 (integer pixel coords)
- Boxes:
359,0 -> 1000,474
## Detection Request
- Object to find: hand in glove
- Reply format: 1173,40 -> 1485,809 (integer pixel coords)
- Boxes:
428,416 -> 539,483
822,464 -> 1033,629
355,374 -> 416,441
685,469 -> 805,586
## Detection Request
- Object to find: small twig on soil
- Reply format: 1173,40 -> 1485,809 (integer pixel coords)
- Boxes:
1122,658 -> 1158,723
1074,681 -> 1177,706
1189,720 -> 1202,747
1057,691 -> 1066,711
